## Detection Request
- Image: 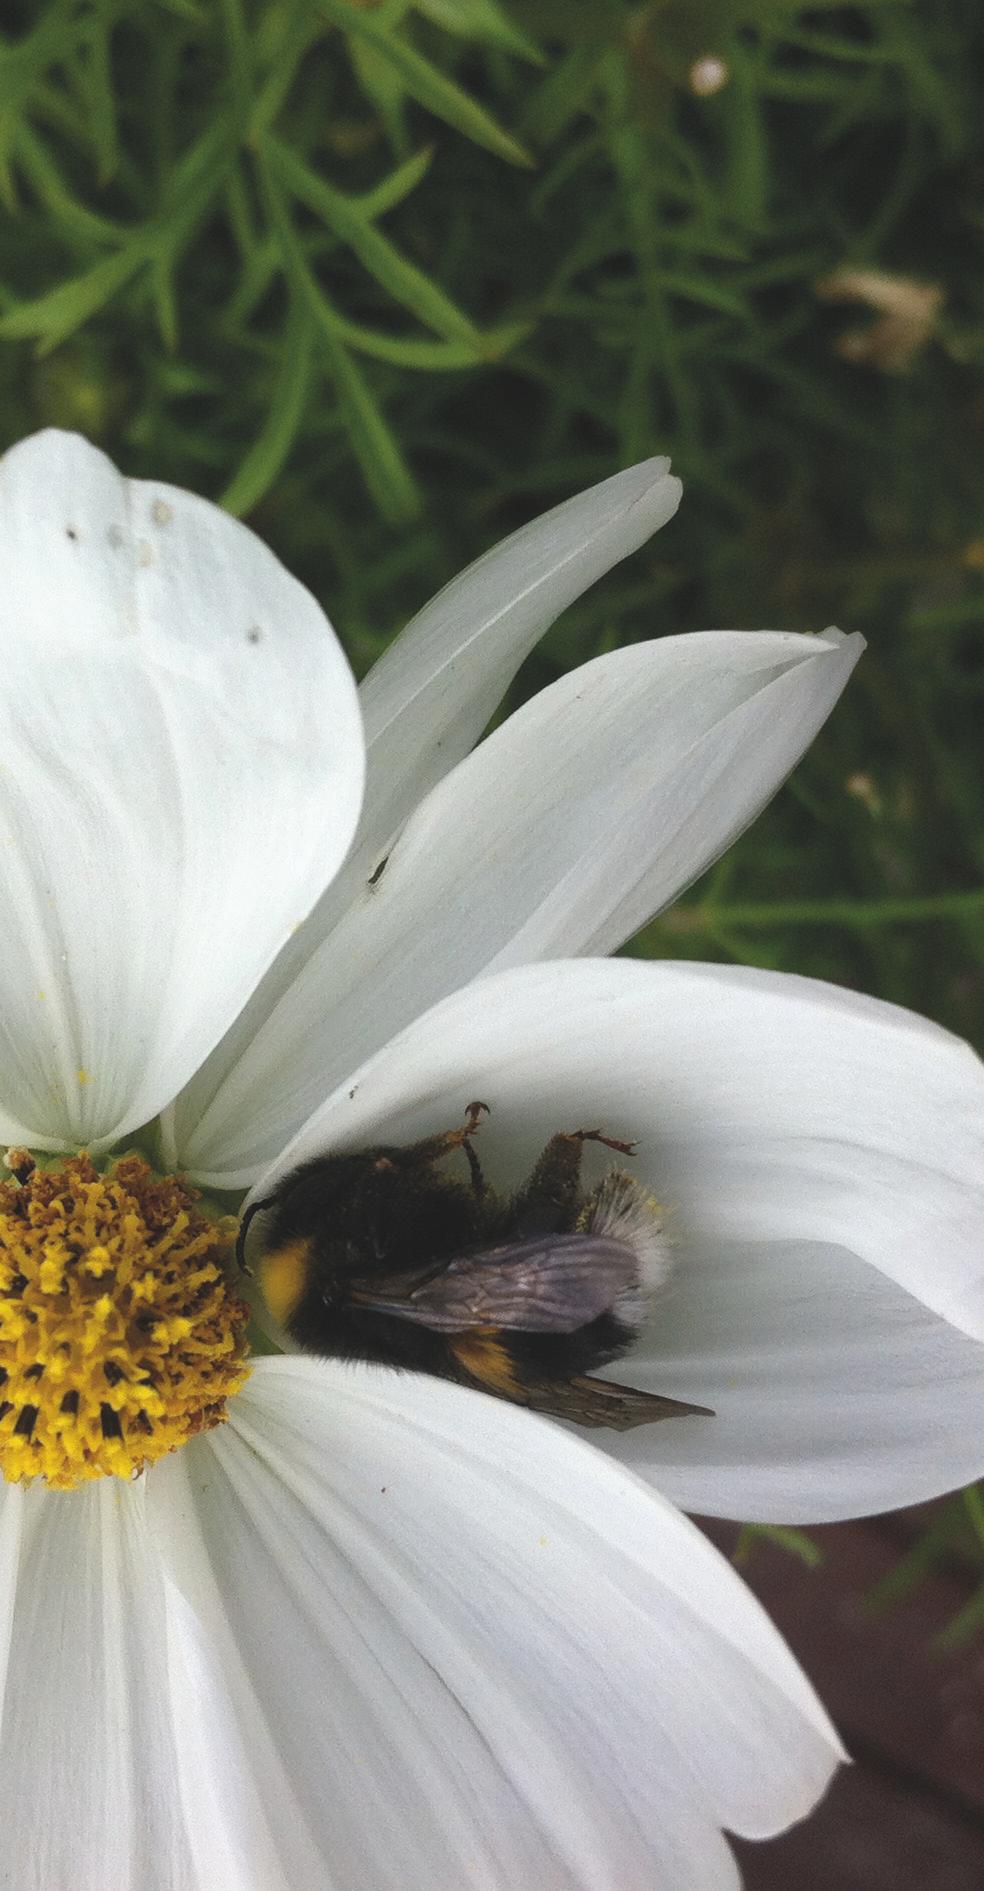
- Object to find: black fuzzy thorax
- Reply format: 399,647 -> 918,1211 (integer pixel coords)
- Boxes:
267,1139 -> 632,1381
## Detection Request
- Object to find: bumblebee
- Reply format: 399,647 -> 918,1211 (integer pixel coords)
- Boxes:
238,1103 -> 711,1430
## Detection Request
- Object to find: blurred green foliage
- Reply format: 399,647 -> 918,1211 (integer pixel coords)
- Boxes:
1,0 -> 982,1061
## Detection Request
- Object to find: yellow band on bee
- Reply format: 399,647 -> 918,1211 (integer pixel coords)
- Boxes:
451,1328 -> 523,1397
259,1237 -> 312,1328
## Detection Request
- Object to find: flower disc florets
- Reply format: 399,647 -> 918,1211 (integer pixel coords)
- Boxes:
0,1152 -> 250,1490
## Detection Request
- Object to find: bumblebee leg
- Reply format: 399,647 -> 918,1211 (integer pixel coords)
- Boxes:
458,1133 -> 486,1199
388,1100 -> 489,1194
507,1127 -> 635,1236
504,1133 -> 583,1236
573,1128 -> 637,1157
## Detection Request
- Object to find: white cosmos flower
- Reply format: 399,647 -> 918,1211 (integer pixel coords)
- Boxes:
0,427 -> 980,1890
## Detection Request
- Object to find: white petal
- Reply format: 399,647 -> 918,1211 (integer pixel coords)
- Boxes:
176,629 -> 858,1179
611,1237 -> 984,1523
356,455 -> 682,875
155,1458 -> 334,1890
251,959 -> 984,1522
1,429 -> 145,650
0,1482 -> 23,1714
0,1479 -> 198,1891
169,458 -> 680,1170
0,431 -> 363,1146
148,1356 -> 841,1891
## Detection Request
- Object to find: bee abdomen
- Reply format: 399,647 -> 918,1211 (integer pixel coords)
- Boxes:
584,1169 -> 672,1325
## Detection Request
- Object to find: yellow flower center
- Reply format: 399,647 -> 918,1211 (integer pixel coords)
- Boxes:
0,1151 -> 250,1491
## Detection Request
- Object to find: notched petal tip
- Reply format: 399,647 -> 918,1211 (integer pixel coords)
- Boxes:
602,457 -> 682,537
623,455 -> 682,511
814,624 -> 865,657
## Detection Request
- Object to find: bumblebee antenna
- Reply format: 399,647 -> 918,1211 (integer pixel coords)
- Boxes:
235,1194 -> 278,1275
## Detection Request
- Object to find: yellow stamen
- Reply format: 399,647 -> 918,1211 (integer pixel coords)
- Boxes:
0,1153 -> 250,1491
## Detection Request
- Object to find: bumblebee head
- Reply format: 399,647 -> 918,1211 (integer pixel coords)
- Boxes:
240,1148 -> 408,1333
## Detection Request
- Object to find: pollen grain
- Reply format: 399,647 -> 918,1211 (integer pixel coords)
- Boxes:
0,1153 -> 250,1490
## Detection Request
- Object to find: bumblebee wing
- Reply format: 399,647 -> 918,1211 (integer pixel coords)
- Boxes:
351,1234 -> 638,1334
516,1374 -> 714,1430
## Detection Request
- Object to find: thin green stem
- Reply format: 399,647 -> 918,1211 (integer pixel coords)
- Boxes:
962,1483 -> 984,1558
662,891 -> 984,933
